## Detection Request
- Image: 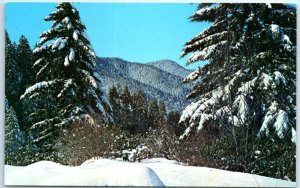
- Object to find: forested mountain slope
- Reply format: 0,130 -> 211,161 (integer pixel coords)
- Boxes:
147,59 -> 192,78
96,57 -> 192,111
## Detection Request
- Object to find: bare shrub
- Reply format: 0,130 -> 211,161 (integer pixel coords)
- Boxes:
54,123 -> 122,166
178,124 -> 296,181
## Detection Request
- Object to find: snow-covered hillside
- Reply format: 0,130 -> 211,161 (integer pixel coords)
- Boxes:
147,59 -> 192,78
5,158 -> 295,187
96,57 -> 192,111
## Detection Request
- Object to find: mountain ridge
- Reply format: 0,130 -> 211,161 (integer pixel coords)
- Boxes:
147,59 -> 192,78
95,57 -> 192,111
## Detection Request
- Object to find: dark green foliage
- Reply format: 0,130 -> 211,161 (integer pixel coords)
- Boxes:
108,85 -> 121,125
5,32 -> 34,104
158,101 -> 167,126
180,3 -> 296,141
120,85 -> 135,133
15,35 -> 35,131
132,89 -> 148,133
17,35 -> 35,90
108,86 -> 167,134
5,98 -> 25,165
178,3 -> 296,181
121,85 -> 132,107
5,31 -> 20,104
167,110 -> 183,136
21,2 -> 112,155
5,32 -> 35,165
147,99 -> 159,129
108,86 -> 120,108
109,85 -> 135,133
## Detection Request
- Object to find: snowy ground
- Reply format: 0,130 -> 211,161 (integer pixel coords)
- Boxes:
5,158 -> 296,187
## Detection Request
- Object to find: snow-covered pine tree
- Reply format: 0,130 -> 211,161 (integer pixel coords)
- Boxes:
179,3 -> 296,143
21,3 -> 113,149
5,31 -> 20,104
5,31 -> 28,132
5,97 -> 25,165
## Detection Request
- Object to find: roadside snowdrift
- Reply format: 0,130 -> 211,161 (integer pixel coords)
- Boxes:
5,158 -> 295,187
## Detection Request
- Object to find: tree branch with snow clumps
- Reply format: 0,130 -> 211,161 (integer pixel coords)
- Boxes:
21,2 -> 113,153
179,3 -> 296,143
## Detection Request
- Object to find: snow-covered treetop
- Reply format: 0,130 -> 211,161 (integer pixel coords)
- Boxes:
21,2 -> 113,148
33,2 -> 96,79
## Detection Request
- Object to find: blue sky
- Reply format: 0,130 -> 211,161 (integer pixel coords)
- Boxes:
6,3 -> 211,70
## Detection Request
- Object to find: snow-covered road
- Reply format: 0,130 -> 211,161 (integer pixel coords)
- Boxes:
5,158 -> 295,187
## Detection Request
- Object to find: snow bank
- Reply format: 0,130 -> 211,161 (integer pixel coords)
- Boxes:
5,159 -> 163,186
5,158 -> 295,187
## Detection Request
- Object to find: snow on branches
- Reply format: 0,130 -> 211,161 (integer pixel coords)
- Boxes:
22,2 -> 113,150
179,3 -> 296,142
20,80 -> 58,100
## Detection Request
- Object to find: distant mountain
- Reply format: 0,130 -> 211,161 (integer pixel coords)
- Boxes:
147,60 -> 192,78
95,57 -> 192,111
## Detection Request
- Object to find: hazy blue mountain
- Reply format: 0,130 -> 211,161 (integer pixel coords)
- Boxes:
95,57 -> 192,111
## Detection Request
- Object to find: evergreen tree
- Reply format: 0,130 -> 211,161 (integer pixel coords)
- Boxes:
5,31 -> 20,104
5,98 -> 25,165
21,3 -> 113,151
167,111 -> 182,136
120,85 -> 134,133
109,85 -> 120,107
109,85 -> 122,125
121,85 -> 132,107
147,99 -> 159,129
132,89 -> 148,133
5,31 -> 26,132
17,35 -> 35,90
158,101 -> 167,127
179,3 -> 296,142
109,86 -> 149,134
12,35 -> 35,131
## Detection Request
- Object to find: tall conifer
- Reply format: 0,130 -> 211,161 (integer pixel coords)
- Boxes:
180,4 -> 296,142
21,3 -> 113,150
